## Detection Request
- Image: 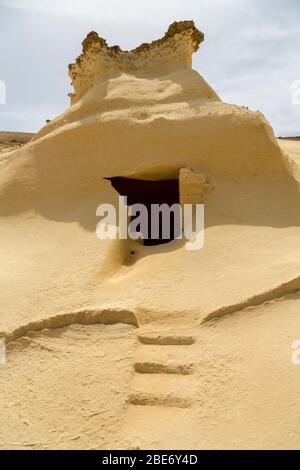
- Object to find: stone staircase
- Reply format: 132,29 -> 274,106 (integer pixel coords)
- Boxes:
123,328 -> 198,449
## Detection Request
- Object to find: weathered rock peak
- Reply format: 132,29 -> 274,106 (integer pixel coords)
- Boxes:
68,21 -> 204,103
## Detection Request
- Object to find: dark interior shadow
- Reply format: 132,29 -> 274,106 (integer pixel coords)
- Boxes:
108,177 -> 181,247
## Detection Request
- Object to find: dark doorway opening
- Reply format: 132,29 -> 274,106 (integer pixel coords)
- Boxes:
108,177 -> 180,246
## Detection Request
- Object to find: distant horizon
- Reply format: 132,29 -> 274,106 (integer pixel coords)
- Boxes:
1,130 -> 300,140
0,0 -> 299,136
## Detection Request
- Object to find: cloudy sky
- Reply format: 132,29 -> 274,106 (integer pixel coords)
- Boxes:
0,0 -> 299,135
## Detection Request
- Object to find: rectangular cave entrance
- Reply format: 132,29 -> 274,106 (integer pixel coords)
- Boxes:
108,177 -> 180,246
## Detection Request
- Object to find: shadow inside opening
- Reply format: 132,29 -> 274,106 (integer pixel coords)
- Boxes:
108,177 -> 180,246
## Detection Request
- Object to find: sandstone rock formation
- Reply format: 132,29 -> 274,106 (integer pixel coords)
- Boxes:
0,21 -> 300,450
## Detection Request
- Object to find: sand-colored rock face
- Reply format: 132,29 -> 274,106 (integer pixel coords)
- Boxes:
0,132 -> 34,169
0,21 -> 300,450
68,21 -> 204,103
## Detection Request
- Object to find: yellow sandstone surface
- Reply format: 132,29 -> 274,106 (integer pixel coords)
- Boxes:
0,22 -> 299,449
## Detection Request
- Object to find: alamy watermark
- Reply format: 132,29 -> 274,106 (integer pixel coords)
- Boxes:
96,196 -> 204,251
291,340 -> 300,365
0,80 -> 6,104
291,81 -> 300,105
0,340 -> 6,365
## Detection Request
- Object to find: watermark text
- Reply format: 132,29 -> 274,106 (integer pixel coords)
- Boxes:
291,340 -> 300,365
291,80 -> 300,105
96,197 -> 204,251
0,340 -> 6,365
0,80 -> 6,104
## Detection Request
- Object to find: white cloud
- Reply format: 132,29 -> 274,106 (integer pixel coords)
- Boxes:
0,0 -> 235,20
0,0 -> 299,135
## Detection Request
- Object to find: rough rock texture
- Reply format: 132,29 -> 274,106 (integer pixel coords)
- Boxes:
68,21 -> 204,103
0,21 -> 300,450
